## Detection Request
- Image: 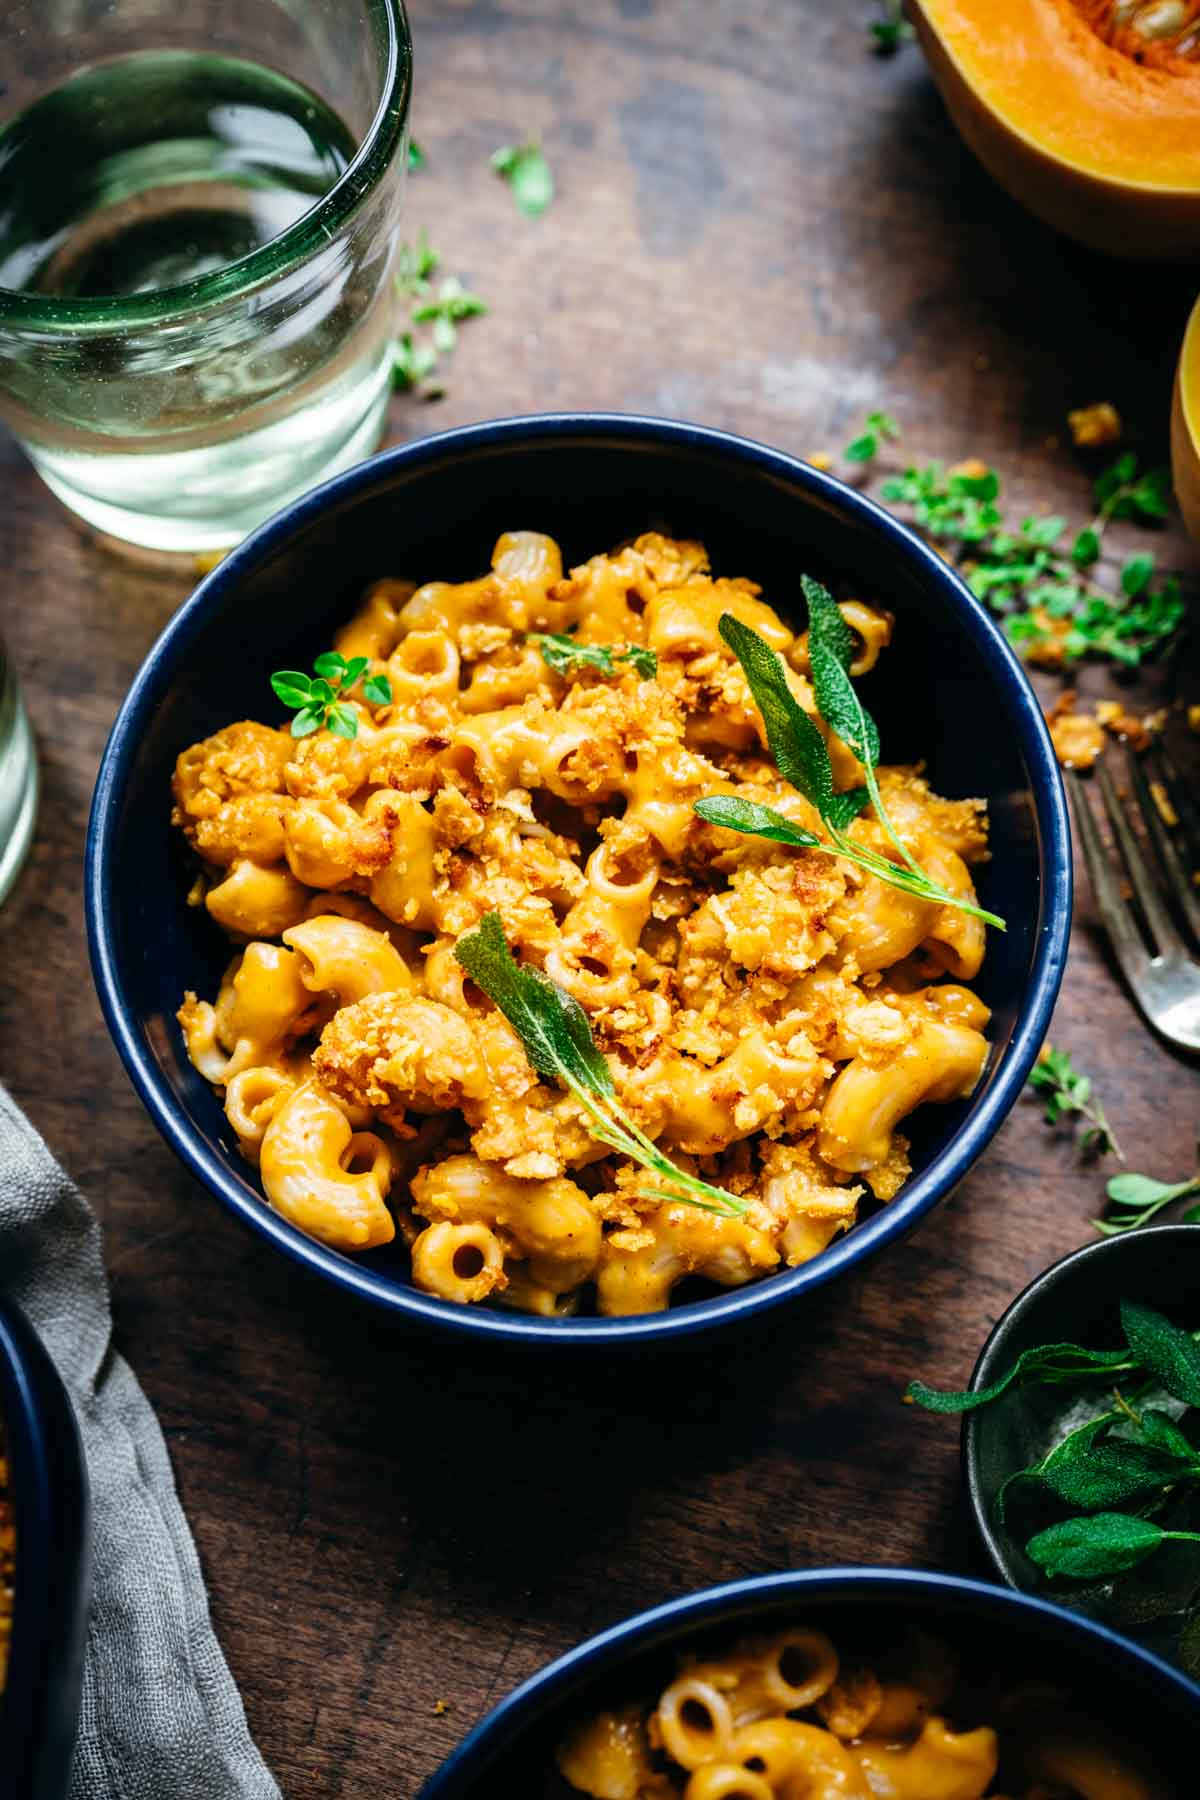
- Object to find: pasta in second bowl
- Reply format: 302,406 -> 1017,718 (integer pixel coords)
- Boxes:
418,1569 -> 1199,1798
86,415 -> 1070,1342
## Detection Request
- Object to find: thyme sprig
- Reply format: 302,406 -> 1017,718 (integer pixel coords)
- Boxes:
531,633 -> 657,680
877,450 -> 1183,668
693,588 -> 1005,929
1028,1046 -> 1123,1162
271,654 -> 392,740
454,912 -> 747,1218
392,233 -> 487,396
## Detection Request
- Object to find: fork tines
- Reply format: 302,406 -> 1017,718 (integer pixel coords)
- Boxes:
1068,744 -> 1200,1053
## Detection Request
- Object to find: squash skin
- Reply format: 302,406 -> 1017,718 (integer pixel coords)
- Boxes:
909,1 -> 1200,261
1171,294 -> 1200,543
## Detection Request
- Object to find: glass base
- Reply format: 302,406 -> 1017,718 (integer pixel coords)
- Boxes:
26,360 -> 393,555
0,683 -> 39,906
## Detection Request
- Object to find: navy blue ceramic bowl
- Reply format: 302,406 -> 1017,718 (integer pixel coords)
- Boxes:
419,1568 -> 1200,1795
0,1297 -> 91,1800
86,414 -> 1070,1344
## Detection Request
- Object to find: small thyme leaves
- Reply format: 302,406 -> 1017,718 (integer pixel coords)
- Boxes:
490,140 -> 554,216
270,654 -> 391,740
875,450 -> 1184,669
844,410 -> 901,463
392,233 -> 487,397
1027,1046 -> 1123,1162
530,634 -> 657,680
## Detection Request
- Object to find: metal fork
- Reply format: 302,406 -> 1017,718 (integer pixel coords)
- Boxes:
1068,746 -> 1200,1053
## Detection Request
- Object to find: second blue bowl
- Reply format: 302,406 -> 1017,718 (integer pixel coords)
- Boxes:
0,1297 -> 91,1799
85,414 -> 1071,1344
419,1568 -> 1199,1794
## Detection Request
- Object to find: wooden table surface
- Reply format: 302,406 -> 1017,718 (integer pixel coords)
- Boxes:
3,3 -> 1200,1793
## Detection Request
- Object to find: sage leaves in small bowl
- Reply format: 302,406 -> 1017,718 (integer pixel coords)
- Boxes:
944,1226 -> 1200,1676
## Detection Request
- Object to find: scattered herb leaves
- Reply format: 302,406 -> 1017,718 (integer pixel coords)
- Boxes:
531,634 -> 657,680
392,233 -> 487,398
693,596 -> 1005,929
844,410 -> 901,463
271,654 -> 392,740
491,140 -> 554,216
875,447 -> 1184,669
1095,453 -> 1172,525
1095,1169 -> 1200,1236
454,912 -> 747,1217
408,139 -> 426,173
870,1 -> 915,53
1027,1046 -> 1123,1161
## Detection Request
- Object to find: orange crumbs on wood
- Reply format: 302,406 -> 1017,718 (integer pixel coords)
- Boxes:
1067,403 -> 1122,448
1047,692 -> 1105,769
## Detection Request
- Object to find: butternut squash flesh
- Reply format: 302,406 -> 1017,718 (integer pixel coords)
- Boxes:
911,0 -> 1200,258
1171,292 -> 1200,540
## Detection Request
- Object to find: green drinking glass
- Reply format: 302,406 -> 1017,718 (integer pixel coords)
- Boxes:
0,643 -> 37,905
0,0 -> 412,554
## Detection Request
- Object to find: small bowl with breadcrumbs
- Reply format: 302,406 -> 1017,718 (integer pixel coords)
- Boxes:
0,1296 -> 90,1799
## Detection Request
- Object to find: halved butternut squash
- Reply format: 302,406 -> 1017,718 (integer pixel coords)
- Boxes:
1171,292 -> 1200,538
909,1 -> 1200,259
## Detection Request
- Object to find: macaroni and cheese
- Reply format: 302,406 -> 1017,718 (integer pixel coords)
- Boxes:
556,1624 -> 1166,1799
172,531 -> 993,1315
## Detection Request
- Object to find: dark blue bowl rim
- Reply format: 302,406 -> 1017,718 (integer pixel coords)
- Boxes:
84,411 -> 1072,1344
418,1565 -> 1200,1794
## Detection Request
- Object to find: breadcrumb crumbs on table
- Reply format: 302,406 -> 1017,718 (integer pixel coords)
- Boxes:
0,1432 -> 13,1694
433,1700 -> 450,1716
1150,780 -> 1179,829
1046,692 -> 1105,770
948,457 -> 990,482
1047,694 -> 1165,769
1093,699 -> 1154,753
806,451 -> 832,471
1067,402 -> 1122,449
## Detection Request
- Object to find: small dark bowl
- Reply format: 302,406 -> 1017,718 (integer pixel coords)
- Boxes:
0,1296 -> 91,1799
85,413 -> 1071,1345
418,1567 -> 1200,1795
964,1225 -> 1200,1665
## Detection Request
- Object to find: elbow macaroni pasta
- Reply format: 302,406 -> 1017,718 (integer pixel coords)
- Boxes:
172,531 -> 994,1315
555,1626 -> 1164,1800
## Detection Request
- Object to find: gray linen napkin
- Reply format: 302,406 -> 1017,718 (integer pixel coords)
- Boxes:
0,1083 -> 281,1800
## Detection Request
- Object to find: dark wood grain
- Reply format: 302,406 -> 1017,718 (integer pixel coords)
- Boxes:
2,4 -> 1199,1794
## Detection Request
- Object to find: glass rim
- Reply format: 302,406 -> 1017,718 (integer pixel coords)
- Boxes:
0,0 -> 412,332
